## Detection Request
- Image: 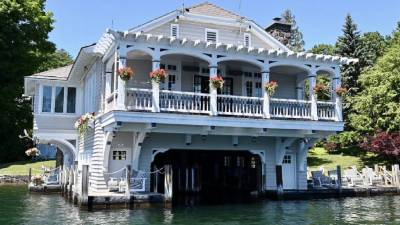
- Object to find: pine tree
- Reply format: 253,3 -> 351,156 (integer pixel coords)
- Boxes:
282,10 -> 305,52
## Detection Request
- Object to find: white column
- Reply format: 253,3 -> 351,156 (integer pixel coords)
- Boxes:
308,70 -> 318,121
209,65 -> 218,116
116,56 -> 127,110
296,76 -> 305,100
332,72 -> 343,121
261,66 -> 270,118
152,59 -> 160,113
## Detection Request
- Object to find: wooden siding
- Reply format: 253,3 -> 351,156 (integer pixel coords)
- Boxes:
146,20 -> 273,49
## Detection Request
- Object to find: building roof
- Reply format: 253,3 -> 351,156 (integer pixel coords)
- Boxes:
27,65 -> 73,80
186,2 -> 240,19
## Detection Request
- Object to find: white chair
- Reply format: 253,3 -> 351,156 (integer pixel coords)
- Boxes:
364,167 -> 382,186
343,167 -> 364,186
107,178 -> 119,192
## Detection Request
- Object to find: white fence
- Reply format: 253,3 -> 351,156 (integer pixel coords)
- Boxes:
217,95 -> 263,117
126,88 -> 153,111
270,98 -> 311,119
317,101 -> 336,120
160,90 -> 210,114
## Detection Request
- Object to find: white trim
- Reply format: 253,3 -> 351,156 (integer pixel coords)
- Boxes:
244,32 -> 251,48
170,24 -> 179,38
205,28 -> 218,43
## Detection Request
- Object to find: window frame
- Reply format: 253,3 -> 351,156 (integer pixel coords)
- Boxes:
205,28 -> 218,43
39,84 -> 78,114
170,24 -> 179,38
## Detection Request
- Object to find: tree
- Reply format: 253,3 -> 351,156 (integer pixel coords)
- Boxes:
282,9 -> 305,52
0,0 -> 54,163
309,44 -> 336,55
360,32 -> 388,70
360,132 -> 400,161
36,49 -> 73,73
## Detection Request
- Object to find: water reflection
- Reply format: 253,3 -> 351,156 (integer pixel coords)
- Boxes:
1,185 -> 400,225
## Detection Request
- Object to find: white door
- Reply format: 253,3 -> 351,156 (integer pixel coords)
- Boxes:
282,154 -> 296,189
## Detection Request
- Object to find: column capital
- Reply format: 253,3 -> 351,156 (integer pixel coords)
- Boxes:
261,70 -> 270,74
152,59 -> 161,63
208,65 -> 218,69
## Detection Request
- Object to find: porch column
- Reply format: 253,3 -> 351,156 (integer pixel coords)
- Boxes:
116,55 -> 127,110
332,69 -> 343,121
209,65 -> 218,116
152,59 -> 161,112
296,76 -> 305,100
308,69 -> 318,120
262,65 -> 271,118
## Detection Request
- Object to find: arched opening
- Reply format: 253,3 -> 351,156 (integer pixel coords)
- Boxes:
315,69 -> 335,101
160,53 -> 211,93
269,65 -> 309,100
126,50 -> 154,89
217,60 -> 263,97
151,149 -> 262,203
38,139 -> 77,168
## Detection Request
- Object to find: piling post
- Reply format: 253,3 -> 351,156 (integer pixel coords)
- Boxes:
125,165 -> 131,198
393,164 -> 399,187
164,165 -> 173,203
28,168 -> 32,183
276,165 -> 283,199
337,165 -> 342,194
80,165 -> 89,207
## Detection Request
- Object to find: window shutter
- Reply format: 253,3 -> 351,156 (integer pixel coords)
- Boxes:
206,29 -> 218,42
171,24 -> 179,38
244,33 -> 251,47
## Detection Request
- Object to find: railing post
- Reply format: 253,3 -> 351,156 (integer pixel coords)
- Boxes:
332,73 -> 343,121
309,68 -> 318,120
209,65 -> 218,116
337,165 -> 342,192
262,67 -> 270,118
117,55 -> 127,110
152,59 -> 160,113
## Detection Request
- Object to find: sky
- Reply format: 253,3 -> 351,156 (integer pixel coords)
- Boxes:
46,0 -> 400,57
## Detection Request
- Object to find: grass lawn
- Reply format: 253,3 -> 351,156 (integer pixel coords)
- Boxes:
307,147 -> 380,171
0,160 -> 56,176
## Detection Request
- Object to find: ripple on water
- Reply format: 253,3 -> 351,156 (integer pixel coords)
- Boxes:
1,185 -> 400,225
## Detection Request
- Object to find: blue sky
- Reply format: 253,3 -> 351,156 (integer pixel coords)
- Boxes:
46,0 -> 400,57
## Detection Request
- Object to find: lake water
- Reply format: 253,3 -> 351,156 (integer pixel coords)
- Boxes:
1,185 -> 400,225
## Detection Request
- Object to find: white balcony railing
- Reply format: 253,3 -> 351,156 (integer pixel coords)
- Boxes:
160,90 -> 210,114
120,88 -> 338,121
270,98 -> 311,119
317,101 -> 336,120
217,95 -> 263,117
126,88 -> 152,111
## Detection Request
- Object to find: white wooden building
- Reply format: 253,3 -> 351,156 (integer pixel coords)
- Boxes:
24,2 -> 356,197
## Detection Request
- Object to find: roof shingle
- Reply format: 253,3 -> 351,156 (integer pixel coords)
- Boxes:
28,65 -> 72,80
186,2 -> 240,19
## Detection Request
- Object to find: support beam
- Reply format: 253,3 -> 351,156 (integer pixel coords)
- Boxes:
152,59 -> 161,112
297,138 -> 318,171
262,65 -> 270,118
332,68 -> 343,121
308,68 -> 318,121
209,65 -> 218,116
132,132 -> 146,171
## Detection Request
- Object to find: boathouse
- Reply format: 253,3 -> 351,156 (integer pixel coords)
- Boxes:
24,2 -> 357,203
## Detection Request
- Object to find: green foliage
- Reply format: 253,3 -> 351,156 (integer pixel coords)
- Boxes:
281,9 -> 305,52
350,31 -> 400,134
360,32 -> 388,70
309,44 -> 336,55
0,0 -> 54,163
36,49 -> 73,73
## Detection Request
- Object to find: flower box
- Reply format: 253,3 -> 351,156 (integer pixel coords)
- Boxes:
210,76 -> 224,89
150,69 -> 168,83
118,67 -> 134,81
74,113 -> 95,136
265,81 -> 278,96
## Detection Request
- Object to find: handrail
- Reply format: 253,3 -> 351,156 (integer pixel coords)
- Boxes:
160,89 -> 210,97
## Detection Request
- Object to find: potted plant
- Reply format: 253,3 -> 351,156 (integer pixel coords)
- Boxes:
265,81 -> 278,96
335,86 -> 348,97
74,113 -> 95,136
118,67 -> 134,81
210,76 -> 224,89
25,147 -> 40,157
150,69 -> 168,83
313,83 -> 328,96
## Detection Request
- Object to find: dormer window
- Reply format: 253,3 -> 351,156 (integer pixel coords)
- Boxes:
244,33 -> 251,47
171,24 -> 179,38
205,28 -> 218,42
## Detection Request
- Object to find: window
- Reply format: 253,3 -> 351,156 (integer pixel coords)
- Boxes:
244,72 -> 252,77
67,87 -> 76,113
246,81 -> 253,97
42,86 -> 52,112
255,82 -> 262,97
167,64 -> 177,71
224,156 -> 231,167
236,156 -> 245,168
282,155 -> 292,164
112,151 -> 127,160
250,157 -> 257,168
54,87 -> 64,113
254,72 -> 262,78
221,78 -> 233,95
244,33 -> 251,47
171,24 -> 179,38
205,28 -> 218,42
168,74 -> 176,91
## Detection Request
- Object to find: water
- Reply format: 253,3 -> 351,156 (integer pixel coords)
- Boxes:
1,185 -> 400,225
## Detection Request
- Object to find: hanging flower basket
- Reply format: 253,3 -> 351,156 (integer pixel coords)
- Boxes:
210,76 -> 224,89
335,86 -> 348,97
25,147 -> 40,157
313,83 -> 328,96
118,67 -> 134,81
74,113 -> 95,136
150,69 -> 168,83
265,81 -> 278,96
